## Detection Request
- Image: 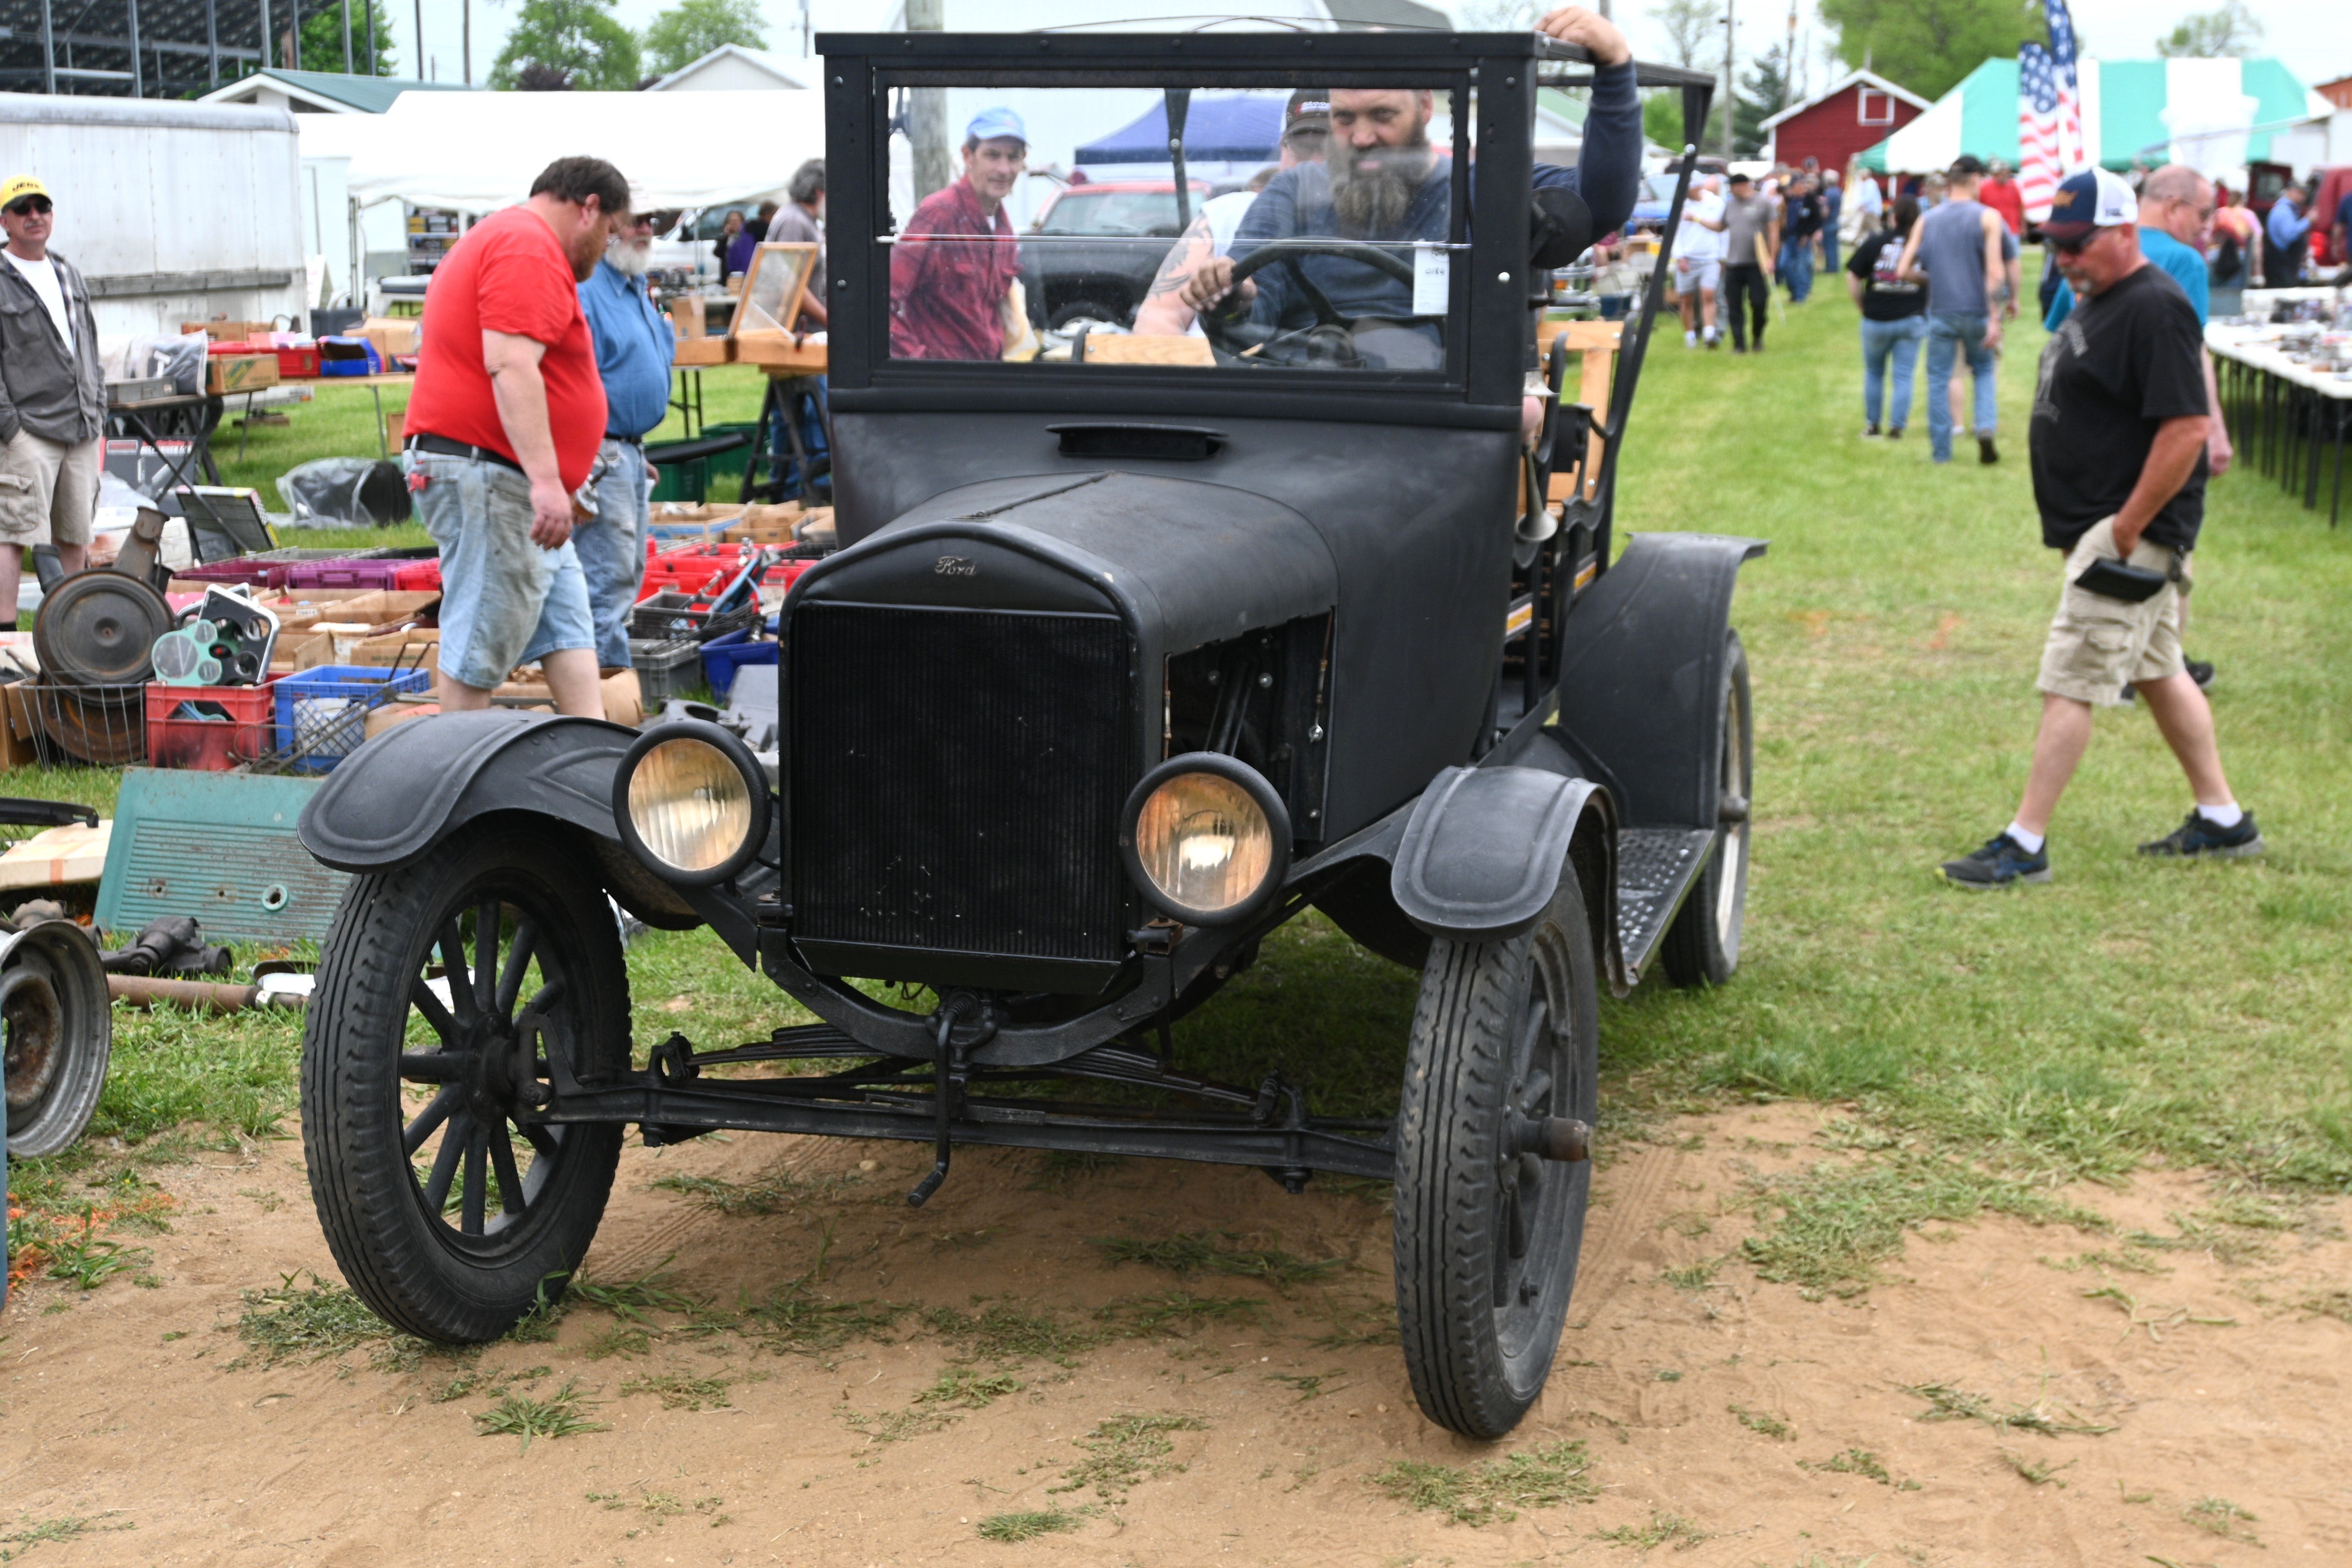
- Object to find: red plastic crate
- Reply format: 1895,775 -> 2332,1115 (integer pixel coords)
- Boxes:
144,680 -> 278,770
640,557 -> 735,596
272,345 -> 322,378
392,559 -> 443,592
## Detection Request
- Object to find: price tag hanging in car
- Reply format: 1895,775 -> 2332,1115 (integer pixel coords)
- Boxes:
1413,244 -> 1450,316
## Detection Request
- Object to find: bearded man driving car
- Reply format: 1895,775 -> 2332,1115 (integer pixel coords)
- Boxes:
1177,4 -> 1641,361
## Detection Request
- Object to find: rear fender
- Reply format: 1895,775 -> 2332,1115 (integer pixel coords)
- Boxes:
1551,532 -> 1765,829
297,710 -> 704,931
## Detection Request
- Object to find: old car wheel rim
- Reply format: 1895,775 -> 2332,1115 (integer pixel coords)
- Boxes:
1492,953 -> 1575,1352
1714,684 -> 1748,946
398,891 -> 574,1251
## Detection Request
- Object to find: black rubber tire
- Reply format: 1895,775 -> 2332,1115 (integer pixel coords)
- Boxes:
300,821 -> 630,1343
2,936 -> 112,1160
1661,629 -> 1752,989
1394,860 -> 1599,1439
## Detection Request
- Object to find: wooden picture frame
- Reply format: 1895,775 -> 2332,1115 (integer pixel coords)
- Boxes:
727,242 -> 819,340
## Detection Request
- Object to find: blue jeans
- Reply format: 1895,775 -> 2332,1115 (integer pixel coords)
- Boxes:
1778,238 -> 1814,302
577,438 -> 650,669
1924,313 -> 1998,462
409,450 -> 594,690
1859,315 -> 1926,430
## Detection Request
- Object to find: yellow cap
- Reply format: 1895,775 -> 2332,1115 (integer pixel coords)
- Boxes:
0,176 -> 49,209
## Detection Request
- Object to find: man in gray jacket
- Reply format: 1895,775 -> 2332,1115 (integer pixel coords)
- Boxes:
0,175 -> 102,621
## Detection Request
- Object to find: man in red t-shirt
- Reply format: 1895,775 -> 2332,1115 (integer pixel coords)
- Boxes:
1979,160 -> 2025,237
403,155 -> 627,717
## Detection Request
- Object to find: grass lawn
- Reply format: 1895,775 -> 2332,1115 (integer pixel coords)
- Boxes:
11,264 -> 2349,1298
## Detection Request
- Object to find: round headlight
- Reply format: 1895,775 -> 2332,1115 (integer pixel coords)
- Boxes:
612,721 -> 770,886
1119,754 -> 1291,926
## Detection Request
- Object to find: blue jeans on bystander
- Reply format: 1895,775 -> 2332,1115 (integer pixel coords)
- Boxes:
1777,237 -> 1815,302
1859,315 -> 1926,431
576,438 -> 650,670
1924,312 -> 1998,463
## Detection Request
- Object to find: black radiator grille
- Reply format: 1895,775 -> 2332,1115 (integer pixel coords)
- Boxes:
789,603 -> 1132,962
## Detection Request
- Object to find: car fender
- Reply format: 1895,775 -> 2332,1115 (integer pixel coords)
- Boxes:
297,710 -> 703,929
1549,531 -> 1764,828
1388,760 -> 1613,947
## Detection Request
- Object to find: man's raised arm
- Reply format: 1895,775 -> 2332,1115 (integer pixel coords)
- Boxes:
1532,8 -> 1639,240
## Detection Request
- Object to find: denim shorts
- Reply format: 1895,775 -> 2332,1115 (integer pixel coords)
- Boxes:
408,450 -> 594,690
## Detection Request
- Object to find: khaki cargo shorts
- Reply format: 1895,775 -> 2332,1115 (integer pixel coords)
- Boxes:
2036,515 -> 2187,708
0,430 -> 98,547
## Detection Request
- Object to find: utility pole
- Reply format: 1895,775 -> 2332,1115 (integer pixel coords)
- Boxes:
1721,1 -> 1736,158
343,0 -> 353,72
1782,0 -> 1797,110
414,0 -> 422,79
906,0 -> 950,202
463,0 -> 471,85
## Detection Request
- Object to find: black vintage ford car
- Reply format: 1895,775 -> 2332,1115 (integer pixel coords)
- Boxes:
298,28 -> 1754,1439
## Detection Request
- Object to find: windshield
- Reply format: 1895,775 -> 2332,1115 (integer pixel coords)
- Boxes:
880,82 -> 1467,374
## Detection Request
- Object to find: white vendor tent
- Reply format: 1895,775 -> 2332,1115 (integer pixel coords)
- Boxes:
344,90 -> 825,214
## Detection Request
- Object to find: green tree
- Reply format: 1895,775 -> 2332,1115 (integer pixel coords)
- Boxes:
1817,0 -> 2040,103
1643,89 -> 1728,153
1650,0 -> 1725,68
488,0 -> 642,92
2155,0 -> 2262,57
642,0 -> 766,77
292,0 -> 398,75
1731,45 -> 1788,156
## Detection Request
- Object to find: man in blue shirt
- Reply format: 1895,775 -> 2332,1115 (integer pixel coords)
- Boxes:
576,208 -> 677,672
2262,182 -> 2311,285
1178,5 -> 1642,357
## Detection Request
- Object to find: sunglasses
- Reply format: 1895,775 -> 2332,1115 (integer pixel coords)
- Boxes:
4,198 -> 51,217
2049,231 -> 2101,256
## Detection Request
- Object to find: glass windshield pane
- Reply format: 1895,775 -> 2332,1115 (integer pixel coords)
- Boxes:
882,84 -> 1462,373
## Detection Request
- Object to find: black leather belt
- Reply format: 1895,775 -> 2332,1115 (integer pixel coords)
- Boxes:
603,432 -> 644,446
405,433 -> 523,474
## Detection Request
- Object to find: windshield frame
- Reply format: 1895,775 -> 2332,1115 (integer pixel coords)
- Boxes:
820,33 -> 1556,430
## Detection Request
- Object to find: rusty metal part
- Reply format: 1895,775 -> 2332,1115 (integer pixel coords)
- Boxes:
1,967 -> 60,1112
105,975 -> 262,1014
1513,1114 -> 1591,1163
0,919 -> 112,1158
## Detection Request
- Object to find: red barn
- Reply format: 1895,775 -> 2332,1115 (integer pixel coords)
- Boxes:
1760,69 -> 1930,174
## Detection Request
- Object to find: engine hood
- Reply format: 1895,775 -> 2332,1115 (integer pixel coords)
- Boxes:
790,470 -> 1336,660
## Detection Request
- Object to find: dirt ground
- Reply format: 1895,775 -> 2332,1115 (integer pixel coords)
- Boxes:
5,1103 -> 2348,1568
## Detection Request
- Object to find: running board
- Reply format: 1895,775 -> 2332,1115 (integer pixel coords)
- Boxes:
1614,827 -> 1717,982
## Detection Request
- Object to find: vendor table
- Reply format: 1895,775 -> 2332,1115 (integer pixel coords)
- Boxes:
2208,321 -> 2352,527
744,341 -> 830,506
107,392 -> 221,488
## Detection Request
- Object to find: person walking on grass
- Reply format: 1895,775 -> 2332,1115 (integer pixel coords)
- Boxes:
1696,170 -> 1776,353
1936,170 -> 2260,889
1897,155 -> 2014,466
1671,173 -> 1723,349
1847,195 -> 1925,439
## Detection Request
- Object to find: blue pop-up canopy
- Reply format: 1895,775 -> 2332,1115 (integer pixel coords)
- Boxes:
1075,95 -> 1286,166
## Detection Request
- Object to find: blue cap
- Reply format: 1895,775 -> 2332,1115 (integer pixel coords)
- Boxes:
965,107 -> 1026,146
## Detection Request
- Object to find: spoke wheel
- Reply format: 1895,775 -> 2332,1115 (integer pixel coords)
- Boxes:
1394,859 -> 1599,1439
1661,629 -> 1752,988
301,822 -> 629,1343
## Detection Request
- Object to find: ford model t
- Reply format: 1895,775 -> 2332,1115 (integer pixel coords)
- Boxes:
298,27 -> 1753,1439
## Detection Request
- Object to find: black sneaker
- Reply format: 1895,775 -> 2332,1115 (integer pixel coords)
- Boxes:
1937,833 -> 2052,889
1887,426 -> 1904,440
2137,810 -> 2263,858
1864,423 -> 1882,438
1979,436 -> 1999,465
2186,659 -> 2215,688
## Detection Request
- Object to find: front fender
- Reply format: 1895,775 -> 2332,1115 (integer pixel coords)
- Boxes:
297,710 -> 702,929
1389,763 -> 1612,945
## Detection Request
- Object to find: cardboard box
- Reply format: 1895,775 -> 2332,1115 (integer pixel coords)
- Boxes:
0,683 -> 39,769
384,405 -> 406,452
206,354 -> 281,396
364,699 -> 440,738
265,629 -> 332,676
650,502 -> 748,527
601,667 -> 642,728
279,589 -> 438,632
183,319 -> 278,342
357,316 -> 422,359
349,630 -> 439,668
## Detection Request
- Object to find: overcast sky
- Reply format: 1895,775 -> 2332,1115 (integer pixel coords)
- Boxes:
373,0 -> 2348,103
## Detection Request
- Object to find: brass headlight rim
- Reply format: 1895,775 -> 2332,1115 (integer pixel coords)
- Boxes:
611,719 -> 771,888
1118,752 -> 1292,928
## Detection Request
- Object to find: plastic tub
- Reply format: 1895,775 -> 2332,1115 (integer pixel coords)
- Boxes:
629,636 -> 703,705
144,680 -> 278,770
287,560 -> 408,591
391,559 -> 443,592
699,630 -> 776,703
272,664 -> 433,773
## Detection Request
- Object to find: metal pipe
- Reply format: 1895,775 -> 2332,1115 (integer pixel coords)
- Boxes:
206,0 -> 218,86
342,0 -> 352,72
107,975 -> 263,1013
365,0 -> 375,75
38,0 -> 54,93
127,0 -> 143,96
411,0 -> 420,80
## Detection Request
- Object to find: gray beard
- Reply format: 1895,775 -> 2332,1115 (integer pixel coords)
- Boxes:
1330,145 -> 1427,235
607,238 -> 653,276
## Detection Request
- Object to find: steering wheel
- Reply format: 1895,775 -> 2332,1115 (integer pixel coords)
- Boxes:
1200,239 -> 1427,364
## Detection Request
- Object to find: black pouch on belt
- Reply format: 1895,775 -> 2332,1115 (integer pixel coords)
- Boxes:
2073,546 -> 2184,604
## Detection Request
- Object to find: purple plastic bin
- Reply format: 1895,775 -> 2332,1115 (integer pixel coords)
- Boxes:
286,560 -> 408,591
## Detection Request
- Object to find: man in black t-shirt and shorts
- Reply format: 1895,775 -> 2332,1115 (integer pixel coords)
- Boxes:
1938,169 -> 2262,888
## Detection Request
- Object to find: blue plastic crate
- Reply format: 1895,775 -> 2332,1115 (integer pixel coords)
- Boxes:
699,629 -> 777,703
272,664 -> 433,773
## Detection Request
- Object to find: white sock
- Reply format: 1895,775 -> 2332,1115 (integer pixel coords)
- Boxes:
2004,822 -> 2045,855
2196,801 -> 2243,829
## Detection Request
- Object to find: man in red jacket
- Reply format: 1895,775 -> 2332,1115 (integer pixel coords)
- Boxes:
403,156 -> 627,718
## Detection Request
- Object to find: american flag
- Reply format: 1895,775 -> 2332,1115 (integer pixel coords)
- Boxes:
2018,0 -> 2085,219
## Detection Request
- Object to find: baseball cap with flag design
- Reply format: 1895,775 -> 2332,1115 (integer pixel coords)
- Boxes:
2039,167 -> 2134,243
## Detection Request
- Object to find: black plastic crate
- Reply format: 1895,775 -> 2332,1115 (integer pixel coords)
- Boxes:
628,591 -> 760,644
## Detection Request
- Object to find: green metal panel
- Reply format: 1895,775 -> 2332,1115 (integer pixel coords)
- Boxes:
95,769 -> 348,945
